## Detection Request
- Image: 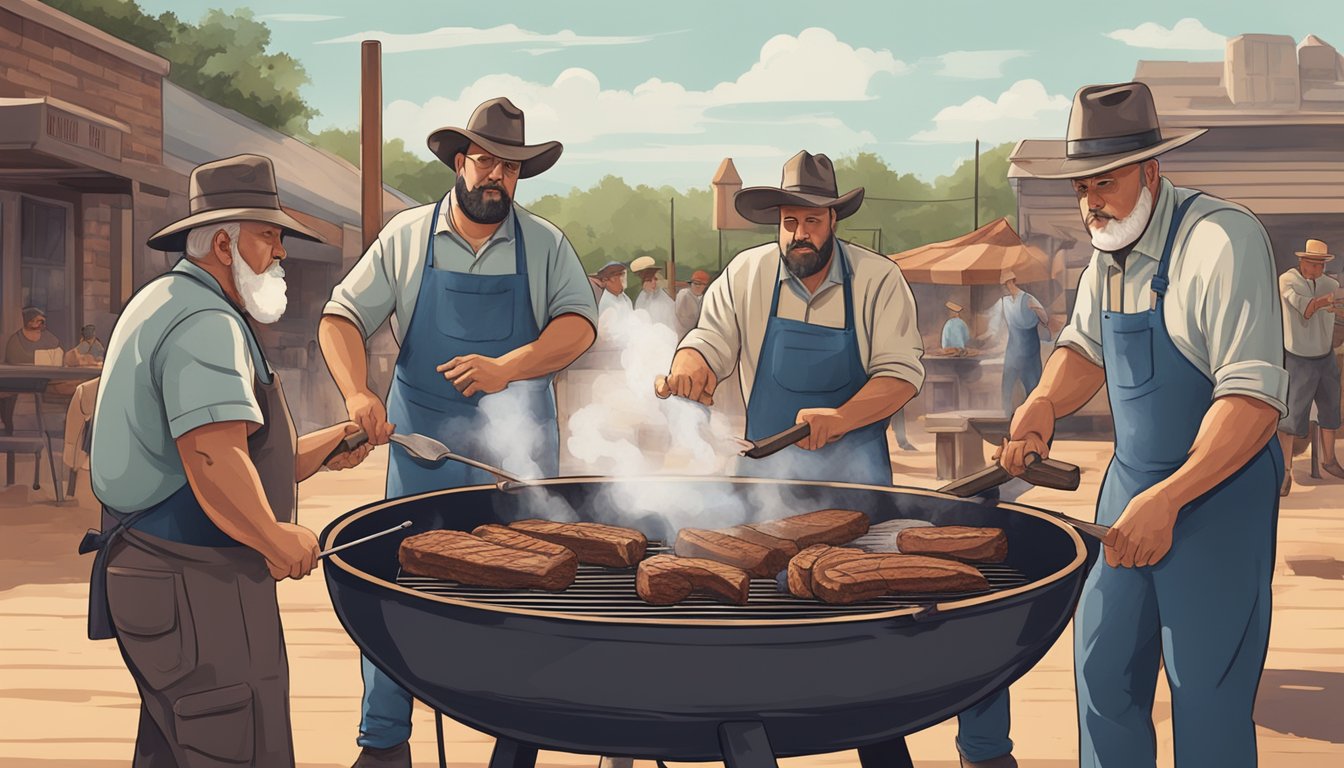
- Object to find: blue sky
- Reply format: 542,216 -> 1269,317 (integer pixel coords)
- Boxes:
132,0 -> 1344,200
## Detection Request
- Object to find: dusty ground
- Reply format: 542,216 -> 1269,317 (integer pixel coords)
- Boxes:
0,428 -> 1340,767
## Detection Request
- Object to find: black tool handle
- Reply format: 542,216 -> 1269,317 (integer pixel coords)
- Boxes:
324,427 -> 369,465
1021,453 -> 1081,491
744,422 -> 811,459
937,463 -> 1010,498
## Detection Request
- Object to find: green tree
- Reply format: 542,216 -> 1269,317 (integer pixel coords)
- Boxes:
307,128 -> 455,204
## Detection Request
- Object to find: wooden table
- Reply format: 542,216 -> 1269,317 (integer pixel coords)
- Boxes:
0,365 -> 100,503
921,352 -> 986,412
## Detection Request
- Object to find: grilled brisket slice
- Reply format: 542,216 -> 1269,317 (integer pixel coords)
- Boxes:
508,520 -> 648,567
398,530 -> 577,590
636,555 -> 750,605
810,551 -> 989,604
720,525 -> 800,560
786,545 -> 866,598
896,526 -> 1008,563
747,509 -> 870,548
472,524 -> 580,567
674,528 -> 789,578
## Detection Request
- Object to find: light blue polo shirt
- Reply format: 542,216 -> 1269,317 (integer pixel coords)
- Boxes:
90,259 -> 267,513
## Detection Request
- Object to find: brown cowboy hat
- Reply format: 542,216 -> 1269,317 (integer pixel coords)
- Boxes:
427,97 -> 563,179
1296,238 -> 1335,263
734,151 -> 864,225
147,154 -> 324,252
1018,82 -> 1206,180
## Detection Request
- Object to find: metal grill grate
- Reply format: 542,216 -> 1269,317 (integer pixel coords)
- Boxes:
395,542 -> 1032,620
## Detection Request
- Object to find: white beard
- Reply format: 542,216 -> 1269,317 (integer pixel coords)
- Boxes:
1089,186 -> 1154,253
231,243 -> 287,324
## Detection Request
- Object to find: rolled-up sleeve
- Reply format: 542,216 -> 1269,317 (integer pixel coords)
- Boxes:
1279,272 -> 1312,319
679,270 -> 741,381
545,237 -> 599,327
1055,259 -> 1105,366
155,310 -> 263,439
1191,211 -> 1288,414
865,267 -> 925,390
324,236 -> 395,340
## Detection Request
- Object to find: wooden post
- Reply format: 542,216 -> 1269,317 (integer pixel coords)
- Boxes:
973,139 -> 980,230
360,40 -> 382,252
668,197 -> 677,298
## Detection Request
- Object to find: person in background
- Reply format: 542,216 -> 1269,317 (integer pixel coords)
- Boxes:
981,271 -> 1048,415
675,269 -> 711,338
1277,238 -> 1344,494
631,255 -> 677,330
5,306 -> 63,365
65,324 -> 106,368
592,260 -> 632,317
941,301 -> 972,354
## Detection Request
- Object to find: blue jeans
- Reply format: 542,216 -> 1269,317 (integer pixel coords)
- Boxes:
957,688 -> 1013,762
358,655 -> 413,748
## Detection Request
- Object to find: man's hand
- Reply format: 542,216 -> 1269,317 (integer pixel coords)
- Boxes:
795,408 -> 847,450
1306,295 -> 1335,319
437,354 -> 515,398
995,397 -> 1056,475
346,390 -> 393,446
658,348 -> 717,406
1104,485 -> 1180,568
324,422 -> 373,471
265,522 -> 320,581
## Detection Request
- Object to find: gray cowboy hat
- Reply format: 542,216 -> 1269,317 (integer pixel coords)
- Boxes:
147,154 -> 324,252
1019,82 -> 1206,180
427,97 -> 563,179
734,151 -> 865,225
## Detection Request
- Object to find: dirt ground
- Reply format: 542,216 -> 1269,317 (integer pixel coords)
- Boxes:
0,428 -> 1340,767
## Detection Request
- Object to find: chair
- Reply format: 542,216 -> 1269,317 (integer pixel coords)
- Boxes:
62,377 -> 99,496
0,394 -> 44,491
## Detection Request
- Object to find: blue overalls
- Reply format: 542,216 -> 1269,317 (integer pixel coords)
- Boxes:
1000,292 -> 1044,416
360,199 -> 558,748
1075,193 -> 1282,767
735,243 -> 891,486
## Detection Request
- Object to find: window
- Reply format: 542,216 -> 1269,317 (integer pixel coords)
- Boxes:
20,198 -> 70,346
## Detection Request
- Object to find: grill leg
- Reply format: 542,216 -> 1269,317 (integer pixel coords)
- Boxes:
718,721 -> 778,768
858,737 -> 916,768
436,712 -> 447,768
487,736 -> 538,768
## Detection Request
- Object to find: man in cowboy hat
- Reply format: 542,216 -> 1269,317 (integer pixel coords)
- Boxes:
319,97 -> 597,767
979,270 -> 1049,415
675,269 -> 711,338
658,150 -> 924,480
84,154 -> 373,766
631,255 -> 676,330
591,259 -> 632,317
941,300 -> 971,354
1277,238 -> 1344,493
999,82 -> 1287,767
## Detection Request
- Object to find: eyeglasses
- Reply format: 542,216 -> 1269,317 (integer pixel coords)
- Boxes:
465,153 -> 522,176
691,281 -> 709,287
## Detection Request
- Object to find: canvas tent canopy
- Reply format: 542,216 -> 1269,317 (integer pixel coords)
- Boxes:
889,217 -> 1050,285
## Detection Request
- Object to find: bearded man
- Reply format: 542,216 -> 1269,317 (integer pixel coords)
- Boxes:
84,154 -> 373,766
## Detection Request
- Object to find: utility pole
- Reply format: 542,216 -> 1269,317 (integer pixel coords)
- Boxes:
973,138 -> 980,230
668,198 -> 677,298
360,41 -> 382,251
718,229 -> 723,273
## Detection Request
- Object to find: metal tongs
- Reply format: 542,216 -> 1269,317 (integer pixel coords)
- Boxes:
388,432 -> 529,492
938,453 -> 1111,541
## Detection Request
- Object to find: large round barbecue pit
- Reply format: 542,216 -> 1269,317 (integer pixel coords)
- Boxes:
322,476 -> 1098,768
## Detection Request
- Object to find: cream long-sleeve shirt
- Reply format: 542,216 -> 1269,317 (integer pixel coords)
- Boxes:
1055,178 -> 1289,416
1279,268 -> 1339,358
678,240 -> 924,406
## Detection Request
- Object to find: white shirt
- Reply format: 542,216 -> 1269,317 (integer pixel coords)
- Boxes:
1279,268 -> 1339,358
598,290 -> 633,317
675,289 -> 704,337
1056,178 -> 1289,415
635,287 -> 676,329
679,240 -> 925,406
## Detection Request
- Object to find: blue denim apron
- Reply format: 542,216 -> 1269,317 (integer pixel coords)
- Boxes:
736,243 -> 891,486
363,199 -> 558,749
1074,192 -> 1282,767
1000,293 -> 1044,416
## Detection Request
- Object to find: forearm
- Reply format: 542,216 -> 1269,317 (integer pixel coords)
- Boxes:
497,313 -> 595,380
1019,346 -> 1107,422
181,440 -> 284,562
1157,395 -> 1280,510
837,376 -> 918,433
319,315 -> 373,398
294,423 -> 352,483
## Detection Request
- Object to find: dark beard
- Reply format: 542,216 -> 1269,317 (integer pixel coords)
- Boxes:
456,175 -> 512,224
782,235 -> 834,280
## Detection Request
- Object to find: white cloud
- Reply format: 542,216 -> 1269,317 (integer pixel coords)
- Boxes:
910,79 -> 1070,144
258,13 -> 342,23
383,28 -> 899,165
1104,18 -> 1226,50
316,23 -> 654,53
933,50 -> 1028,79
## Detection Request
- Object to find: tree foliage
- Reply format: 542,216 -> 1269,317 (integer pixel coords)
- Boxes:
307,128 -> 455,204
43,0 -> 317,133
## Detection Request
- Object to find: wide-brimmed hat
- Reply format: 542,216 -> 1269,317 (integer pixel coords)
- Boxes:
147,154 -> 324,252
734,151 -> 864,225
591,260 -> 627,279
1000,270 -> 1018,284
1018,82 -> 1206,180
945,301 -> 964,313
629,255 -> 660,275
1297,238 -> 1335,263
427,97 -> 562,179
